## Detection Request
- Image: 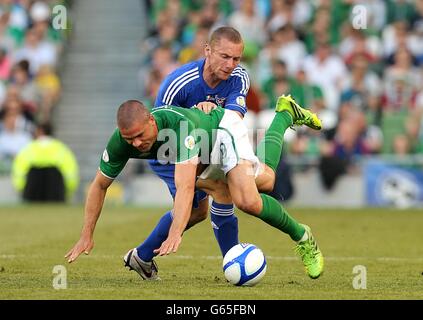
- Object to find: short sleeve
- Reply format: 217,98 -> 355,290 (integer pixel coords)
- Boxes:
224,67 -> 250,115
99,129 -> 130,179
175,119 -> 199,163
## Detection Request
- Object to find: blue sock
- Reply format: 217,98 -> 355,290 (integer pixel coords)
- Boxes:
136,211 -> 172,261
210,201 -> 239,256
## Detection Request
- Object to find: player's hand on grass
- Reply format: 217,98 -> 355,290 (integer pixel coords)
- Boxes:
153,234 -> 182,256
65,236 -> 94,263
195,102 -> 217,114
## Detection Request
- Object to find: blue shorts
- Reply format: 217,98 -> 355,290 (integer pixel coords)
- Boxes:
148,160 -> 208,209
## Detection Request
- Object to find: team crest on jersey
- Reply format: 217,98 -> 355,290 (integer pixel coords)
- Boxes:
102,149 -> 109,162
206,95 -> 226,107
236,96 -> 245,107
184,136 -> 195,150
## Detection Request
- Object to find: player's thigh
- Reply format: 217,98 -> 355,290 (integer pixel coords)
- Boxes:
196,178 -> 233,204
227,162 -> 262,214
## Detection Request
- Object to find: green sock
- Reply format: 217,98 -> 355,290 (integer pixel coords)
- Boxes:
256,112 -> 292,172
258,193 -> 305,241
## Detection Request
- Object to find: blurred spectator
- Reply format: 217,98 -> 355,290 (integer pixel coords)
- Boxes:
180,9 -> 203,46
143,69 -> 162,108
35,64 -> 61,121
382,47 -> 421,112
382,20 -> 411,58
304,6 -> 334,53
290,68 -> 324,113
274,24 -> 307,76
30,1 -> 64,55
319,110 -> 376,190
261,59 -> 293,109
303,41 -> 348,110
0,107 -> 32,161
266,0 -> 311,33
9,59 -> 41,113
139,44 -> 179,97
143,17 -> 182,63
178,25 -> 208,64
199,0 -> 227,31
12,122 -> 79,202
228,0 -> 267,48
339,27 -> 382,66
392,134 -> 411,155
14,26 -> 57,75
393,116 -> 423,154
253,37 -> 281,86
0,9 -> 22,52
0,95 -> 34,132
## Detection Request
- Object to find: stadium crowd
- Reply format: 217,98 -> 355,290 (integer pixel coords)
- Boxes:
0,0 -> 68,174
139,0 -> 423,190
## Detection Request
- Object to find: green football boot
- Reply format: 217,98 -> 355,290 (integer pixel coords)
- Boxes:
295,224 -> 324,279
275,94 -> 322,130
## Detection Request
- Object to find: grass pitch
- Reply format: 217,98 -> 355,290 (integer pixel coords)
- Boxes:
0,205 -> 422,300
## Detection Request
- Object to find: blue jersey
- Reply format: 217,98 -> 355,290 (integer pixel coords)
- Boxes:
150,58 -> 250,208
154,58 -> 250,115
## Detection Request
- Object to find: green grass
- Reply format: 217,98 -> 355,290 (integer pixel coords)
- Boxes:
1,205 -> 423,300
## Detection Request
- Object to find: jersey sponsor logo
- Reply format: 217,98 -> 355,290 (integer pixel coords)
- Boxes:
102,149 -> 109,162
206,94 -> 226,107
184,136 -> 196,150
236,96 -> 245,107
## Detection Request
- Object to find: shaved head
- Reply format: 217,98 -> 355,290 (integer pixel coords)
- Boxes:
209,26 -> 243,48
117,100 -> 150,130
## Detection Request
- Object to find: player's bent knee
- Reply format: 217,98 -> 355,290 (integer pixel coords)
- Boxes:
235,198 -> 262,216
259,178 -> 275,193
256,167 -> 275,193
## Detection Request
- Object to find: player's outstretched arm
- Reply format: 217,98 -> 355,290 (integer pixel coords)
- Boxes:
65,170 -> 113,263
154,157 -> 198,256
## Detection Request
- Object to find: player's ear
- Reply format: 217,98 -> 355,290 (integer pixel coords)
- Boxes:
149,114 -> 158,129
204,43 -> 211,56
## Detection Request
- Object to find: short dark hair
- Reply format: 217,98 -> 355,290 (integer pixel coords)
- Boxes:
37,122 -> 53,135
117,100 -> 149,130
209,26 -> 243,47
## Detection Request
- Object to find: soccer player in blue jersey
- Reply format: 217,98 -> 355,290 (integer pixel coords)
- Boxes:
139,26 -> 249,263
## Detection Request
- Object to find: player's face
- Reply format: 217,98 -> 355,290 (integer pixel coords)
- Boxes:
206,38 -> 243,80
120,116 -> 158,152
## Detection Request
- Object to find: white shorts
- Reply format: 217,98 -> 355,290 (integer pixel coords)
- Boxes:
198,110 -> 261,181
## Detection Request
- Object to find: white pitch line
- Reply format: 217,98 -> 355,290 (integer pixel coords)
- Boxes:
1,254 -> 423,262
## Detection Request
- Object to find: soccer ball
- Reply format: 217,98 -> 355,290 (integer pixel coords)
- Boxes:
222,243 -> 267,286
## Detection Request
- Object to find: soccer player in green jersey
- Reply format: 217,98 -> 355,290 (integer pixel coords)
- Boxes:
66,95 -> 324,279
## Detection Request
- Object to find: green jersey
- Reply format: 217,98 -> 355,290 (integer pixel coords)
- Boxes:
100,106 -> 225,179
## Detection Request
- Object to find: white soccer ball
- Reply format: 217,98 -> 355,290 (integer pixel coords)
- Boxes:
222,243 -> 267,286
